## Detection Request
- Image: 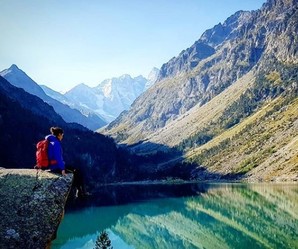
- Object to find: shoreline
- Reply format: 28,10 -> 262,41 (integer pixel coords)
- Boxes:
97,178 -> 298,187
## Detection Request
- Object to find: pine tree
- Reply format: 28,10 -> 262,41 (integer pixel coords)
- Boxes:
94,230 -> 113,249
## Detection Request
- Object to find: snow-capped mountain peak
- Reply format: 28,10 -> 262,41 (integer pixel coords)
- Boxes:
64,72 -> 153,122
0,64 -> 19,76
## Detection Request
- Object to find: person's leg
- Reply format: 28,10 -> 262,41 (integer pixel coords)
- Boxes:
65,165 -> 87,198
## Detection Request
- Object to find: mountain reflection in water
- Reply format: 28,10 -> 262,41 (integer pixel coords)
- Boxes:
52,183 -> 298,249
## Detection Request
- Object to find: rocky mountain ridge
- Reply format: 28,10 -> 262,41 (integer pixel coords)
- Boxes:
102,0 -> 297,143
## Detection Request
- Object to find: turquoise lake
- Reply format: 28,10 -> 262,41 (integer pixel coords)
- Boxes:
52,182 -> 298,249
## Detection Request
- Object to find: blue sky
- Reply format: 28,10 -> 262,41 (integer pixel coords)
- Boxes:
0,0 -> 266,92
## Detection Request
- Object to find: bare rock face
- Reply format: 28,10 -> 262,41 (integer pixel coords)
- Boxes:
0,169 -> 73,249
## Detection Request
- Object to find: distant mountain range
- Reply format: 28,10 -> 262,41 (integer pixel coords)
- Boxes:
101,0 -> 298,181
0,65 -> 106,130
1,65 -> 159,125
62,67 -> 158,122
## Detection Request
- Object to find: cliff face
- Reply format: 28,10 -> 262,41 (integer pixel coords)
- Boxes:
0,169 -> 73,249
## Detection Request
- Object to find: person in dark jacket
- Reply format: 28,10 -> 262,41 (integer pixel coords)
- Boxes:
46,127 -> 66,176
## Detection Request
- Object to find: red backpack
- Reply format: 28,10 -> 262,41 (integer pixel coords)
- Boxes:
35,140 -> 57,169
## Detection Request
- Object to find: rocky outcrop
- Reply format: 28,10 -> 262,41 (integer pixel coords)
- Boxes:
158,42 -> 215,80
0,169 -> 73,249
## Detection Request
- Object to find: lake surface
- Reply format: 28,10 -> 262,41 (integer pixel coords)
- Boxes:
52,182 -> 298,249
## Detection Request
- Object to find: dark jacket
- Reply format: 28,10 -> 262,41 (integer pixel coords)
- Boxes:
46,134 -> 65,171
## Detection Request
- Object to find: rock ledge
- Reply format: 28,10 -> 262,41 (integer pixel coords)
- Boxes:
0,168 -> 73,249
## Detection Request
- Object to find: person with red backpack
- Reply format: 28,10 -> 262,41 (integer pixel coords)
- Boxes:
46,127 -> 66,175
38,127 -> 66,176
36,127 -> 90,197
